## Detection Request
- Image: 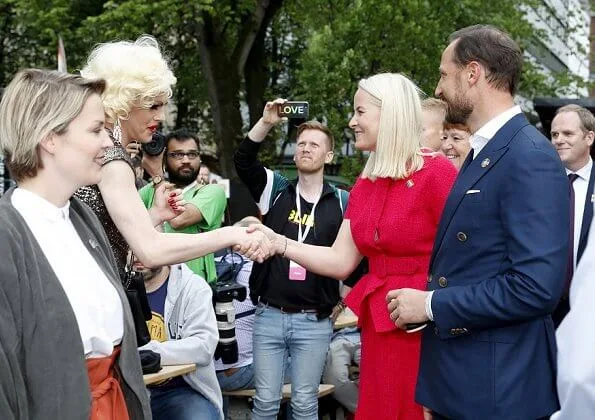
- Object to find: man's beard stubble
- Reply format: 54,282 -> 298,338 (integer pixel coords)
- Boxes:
443,92 -> 473,126
167,164 -> 199,186
139,266 -> 163,282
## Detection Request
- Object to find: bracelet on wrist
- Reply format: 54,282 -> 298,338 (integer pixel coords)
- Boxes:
280,237 -> 288,258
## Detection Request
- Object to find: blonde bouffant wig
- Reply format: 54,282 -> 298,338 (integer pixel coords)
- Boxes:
81,35 -> 176,124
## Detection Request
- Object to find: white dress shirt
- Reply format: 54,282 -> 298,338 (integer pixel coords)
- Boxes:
566,158 -> 592,267
552,205 -> 595,419
470,105 -> 522,159
426,105 -> 522,321
12,188 -> 123,357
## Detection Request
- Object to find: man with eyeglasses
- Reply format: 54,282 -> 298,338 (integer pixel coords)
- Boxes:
139,128 -> 227,283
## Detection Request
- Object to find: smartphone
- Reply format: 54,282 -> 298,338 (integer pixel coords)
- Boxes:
278,101 -> 309,119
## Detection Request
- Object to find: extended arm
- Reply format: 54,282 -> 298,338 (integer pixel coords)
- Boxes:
234,99 -> 287,206
98,160 -> 269,266
254,219 -> 363,280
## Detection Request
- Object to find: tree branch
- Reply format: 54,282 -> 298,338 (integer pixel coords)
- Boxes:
232,0 -> 284,75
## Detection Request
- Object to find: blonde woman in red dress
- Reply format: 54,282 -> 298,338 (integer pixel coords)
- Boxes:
250,73 -> 457,419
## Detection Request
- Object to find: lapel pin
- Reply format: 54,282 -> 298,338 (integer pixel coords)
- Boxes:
591,194 -> 595,203
406,180 -> 414,188
88,238 -> 99,249
481,158 -> 490,168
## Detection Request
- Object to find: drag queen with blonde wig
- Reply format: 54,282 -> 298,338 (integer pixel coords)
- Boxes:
75,38 -> 268,420
75,35 -> 270,280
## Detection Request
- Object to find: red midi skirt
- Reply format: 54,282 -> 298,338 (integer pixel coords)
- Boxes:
355,304 -> 423,420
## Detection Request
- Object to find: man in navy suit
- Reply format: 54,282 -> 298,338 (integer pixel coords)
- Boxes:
387,25 -> 569,419
550,104 -> 595,327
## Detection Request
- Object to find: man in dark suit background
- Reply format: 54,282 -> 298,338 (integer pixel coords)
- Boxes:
387,25 -> 569,419
550,104 -> 595,327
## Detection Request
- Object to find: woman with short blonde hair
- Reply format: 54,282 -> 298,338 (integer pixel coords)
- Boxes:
250,73 -> 458,419
0,68 -> 150,419
0,69 -> 105,181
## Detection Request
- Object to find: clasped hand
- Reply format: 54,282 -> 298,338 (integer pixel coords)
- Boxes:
232,223 -> 283,263
151,182 -> 185,221
386,288 -> 430,329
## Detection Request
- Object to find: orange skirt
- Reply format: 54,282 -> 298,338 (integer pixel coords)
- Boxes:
86,346 -> 130,420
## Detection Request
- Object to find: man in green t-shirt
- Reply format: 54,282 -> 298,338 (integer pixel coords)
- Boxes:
139,128 -> 226,283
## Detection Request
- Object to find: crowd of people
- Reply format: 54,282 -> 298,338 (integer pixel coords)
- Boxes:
0,23 -> 593,420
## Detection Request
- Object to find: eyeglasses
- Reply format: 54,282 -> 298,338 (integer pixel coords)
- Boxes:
167,151 -> 200,160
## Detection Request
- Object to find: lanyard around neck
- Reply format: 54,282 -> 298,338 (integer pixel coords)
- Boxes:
295,183 -> 323,243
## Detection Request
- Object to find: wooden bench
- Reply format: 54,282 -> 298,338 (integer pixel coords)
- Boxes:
223,383 -> 335,400
143,363 -> 197,385
333,309 -> 358,330
224,384 -> 336,419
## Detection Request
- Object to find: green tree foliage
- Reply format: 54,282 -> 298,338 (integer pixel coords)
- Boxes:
0,0 -> 589,181
290,0 -> 591,180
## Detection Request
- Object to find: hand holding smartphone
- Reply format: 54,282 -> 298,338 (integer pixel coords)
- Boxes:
277,101 -> 309,119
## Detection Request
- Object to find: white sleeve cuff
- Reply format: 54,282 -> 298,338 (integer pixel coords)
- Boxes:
425,291 -> 435,321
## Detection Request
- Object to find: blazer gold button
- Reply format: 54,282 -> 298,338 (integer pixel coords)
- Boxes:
427,274 -> 432,283
457,232 -> 468,242
438,276 -> 447,287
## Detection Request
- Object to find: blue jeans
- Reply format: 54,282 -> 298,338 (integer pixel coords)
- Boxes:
217,364 -> 255,419
150,383 -> 219,420
252,304 -> 332,420
217,364 -> 255,391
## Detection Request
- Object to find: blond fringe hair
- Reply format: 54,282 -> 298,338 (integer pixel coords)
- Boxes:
81,35 -> 176,124
0,69 -> 105,181
358,73 -> 424,180
421,97 -> 446,113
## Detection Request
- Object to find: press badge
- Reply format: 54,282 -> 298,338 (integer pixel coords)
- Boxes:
289,260 -> 307,281
290,184 -> 321,282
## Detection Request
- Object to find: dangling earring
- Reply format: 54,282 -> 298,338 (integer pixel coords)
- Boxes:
112,119 -> 122,144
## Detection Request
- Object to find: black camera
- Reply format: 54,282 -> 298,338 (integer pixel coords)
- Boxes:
142,131 -> 166,156
212,280 -> 247,364
122,267 -> 152,346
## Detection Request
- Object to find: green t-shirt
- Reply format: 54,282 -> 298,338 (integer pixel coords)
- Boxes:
139,182 -> 227,283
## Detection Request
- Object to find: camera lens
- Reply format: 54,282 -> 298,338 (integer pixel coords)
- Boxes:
212,281 -> 247,365
215,301 -> 240,364
142,132 -> 166,156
